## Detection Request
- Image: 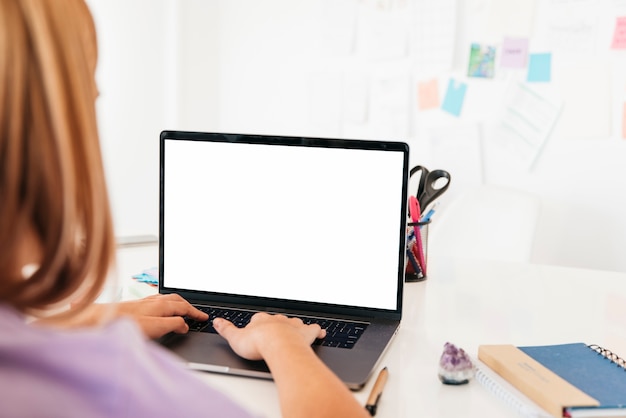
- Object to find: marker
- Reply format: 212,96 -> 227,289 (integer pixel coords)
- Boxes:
365,367 -> 389,416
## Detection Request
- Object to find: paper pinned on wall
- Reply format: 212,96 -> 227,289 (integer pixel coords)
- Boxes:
417,78 -> 440,110
500,38 -> 529,69
441,78 -> 467,117
343,73 -> 369,124
467,43 -> 496,78
356,0 -> 410,60
611,16 -> 626,49
411,0 -> 457,75
543,0 -> 598,55
527,53 -> 552,82
320,0 -> 358,55
487,0 -> 537,38
552,61 -> 611,140
308,72 -> 343,137
426,122 -> 484,199
489,82 -> 562,170
369,72 -> 411,139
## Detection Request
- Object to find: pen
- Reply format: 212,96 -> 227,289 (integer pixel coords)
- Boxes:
420,201 -> 440,224
406,246 -> 422,276
409,196 -> 427,275
365,367 -> 389,416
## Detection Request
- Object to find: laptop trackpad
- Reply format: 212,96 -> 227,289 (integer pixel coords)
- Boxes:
159,332 -> 271,376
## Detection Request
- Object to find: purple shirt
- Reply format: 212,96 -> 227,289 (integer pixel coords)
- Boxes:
0,305 -> 256,418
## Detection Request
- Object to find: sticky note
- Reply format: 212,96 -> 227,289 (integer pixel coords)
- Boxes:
441,79 -> 467,117
467,43 -> 496,78
132,266 -> 158,285
417,79 -> 440,110
527,53 -> 551,82
611,17 -> 626,49
501,38 -> 529,69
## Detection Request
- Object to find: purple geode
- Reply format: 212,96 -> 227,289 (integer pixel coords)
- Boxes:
438,342 -> 475,385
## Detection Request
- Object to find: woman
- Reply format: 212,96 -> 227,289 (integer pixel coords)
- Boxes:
0,1 -> 369,417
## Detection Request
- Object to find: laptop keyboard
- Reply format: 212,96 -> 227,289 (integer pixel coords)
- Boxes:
185,306 -> 368,349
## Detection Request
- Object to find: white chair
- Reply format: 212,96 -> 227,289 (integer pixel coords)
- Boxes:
427,185 -> 542,263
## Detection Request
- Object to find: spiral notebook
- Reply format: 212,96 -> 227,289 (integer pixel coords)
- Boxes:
478,343 -> 626,418
475,358 -> 552,418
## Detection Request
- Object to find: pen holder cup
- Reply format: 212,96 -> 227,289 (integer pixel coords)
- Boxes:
405,219 -> 430,282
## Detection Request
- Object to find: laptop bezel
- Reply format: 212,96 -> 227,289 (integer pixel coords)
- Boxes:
158,130 -> 409,321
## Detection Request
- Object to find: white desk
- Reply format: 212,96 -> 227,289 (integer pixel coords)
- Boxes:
116,244 -> 626,418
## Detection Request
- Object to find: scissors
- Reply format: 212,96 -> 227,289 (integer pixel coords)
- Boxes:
409,165 -> 451,212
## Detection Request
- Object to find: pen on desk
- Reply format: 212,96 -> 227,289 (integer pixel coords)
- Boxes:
365,367 -> 389,416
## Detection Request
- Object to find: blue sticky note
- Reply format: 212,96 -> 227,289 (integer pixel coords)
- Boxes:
441,79 -> 467,117
132,267 -> 158,285
527,53 -> 551,82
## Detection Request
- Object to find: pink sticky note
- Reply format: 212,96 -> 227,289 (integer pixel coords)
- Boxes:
611,17 -> 626,49
501,37 -> 529,68
417,79 -> 440,110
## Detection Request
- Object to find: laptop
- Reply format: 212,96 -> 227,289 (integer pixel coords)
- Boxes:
158,130 -> 410,390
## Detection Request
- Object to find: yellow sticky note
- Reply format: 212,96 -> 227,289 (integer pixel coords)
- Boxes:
417,79 -> 440,111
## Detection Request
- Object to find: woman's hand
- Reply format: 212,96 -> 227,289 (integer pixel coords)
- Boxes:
37,294 -> 208,339
213,313 -> 368,418
111,293 -> 208,338
213,312 -> 326,360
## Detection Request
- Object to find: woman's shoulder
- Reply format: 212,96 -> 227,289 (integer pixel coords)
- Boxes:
0,305 -> 256,418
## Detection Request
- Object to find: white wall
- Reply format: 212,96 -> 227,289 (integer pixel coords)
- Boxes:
87,0 -> 222,241
86,0 -> 172,239
89,0 -> 626,272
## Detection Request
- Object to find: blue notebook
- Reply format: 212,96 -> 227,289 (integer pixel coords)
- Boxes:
519,343 -> 626,417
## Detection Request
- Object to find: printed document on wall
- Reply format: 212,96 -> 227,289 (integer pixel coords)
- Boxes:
532,0 -> 599,55
411,0 -> 457,75
487,0 -> 536,39
488,82 -> 562,170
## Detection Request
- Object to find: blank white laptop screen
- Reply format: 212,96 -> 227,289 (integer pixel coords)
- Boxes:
163,139 -> 405,310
